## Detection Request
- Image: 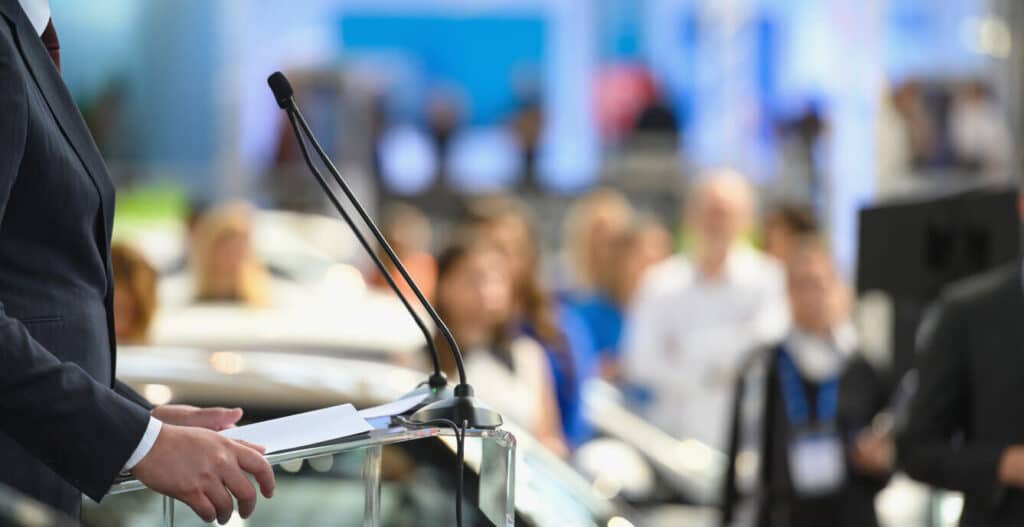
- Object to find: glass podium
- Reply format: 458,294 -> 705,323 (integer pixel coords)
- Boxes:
0,483 -> 78,527
104,423 -> 515,527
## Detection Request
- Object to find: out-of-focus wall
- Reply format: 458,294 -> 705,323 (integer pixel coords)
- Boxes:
53,0 -> 222,191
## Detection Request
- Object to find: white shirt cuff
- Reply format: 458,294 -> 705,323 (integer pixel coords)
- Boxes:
122,416 -> 163,472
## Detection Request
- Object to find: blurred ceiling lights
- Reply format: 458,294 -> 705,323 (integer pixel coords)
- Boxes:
209,351 -> 247,375
607,516 -> 636,527
143,383 -> 174,405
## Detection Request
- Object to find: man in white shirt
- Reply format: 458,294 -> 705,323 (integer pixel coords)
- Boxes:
623,170 -> 788,451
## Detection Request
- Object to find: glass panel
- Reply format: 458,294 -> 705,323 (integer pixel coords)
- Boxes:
87,426 -> 515,527
363,445 -> 382,527
479,432 -> 516,527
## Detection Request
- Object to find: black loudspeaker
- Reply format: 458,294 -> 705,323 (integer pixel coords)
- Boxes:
856,185 -> 1020,376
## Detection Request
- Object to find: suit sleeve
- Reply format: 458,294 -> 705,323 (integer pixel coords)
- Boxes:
114,379 -> 155,411
897,297 -> 1004,500
0,28 -> 150,502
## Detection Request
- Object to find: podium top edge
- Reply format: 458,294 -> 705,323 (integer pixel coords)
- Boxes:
108,425 -> 513,496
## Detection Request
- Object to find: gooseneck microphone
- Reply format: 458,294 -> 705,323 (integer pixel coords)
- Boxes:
268,73 -> 446,391
267,71 -> 501,430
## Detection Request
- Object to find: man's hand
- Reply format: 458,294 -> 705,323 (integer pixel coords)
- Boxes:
131,424 -> 275,524
152,404 -> 243,431
851,428 -> 895,476
999,446 -> 1024,487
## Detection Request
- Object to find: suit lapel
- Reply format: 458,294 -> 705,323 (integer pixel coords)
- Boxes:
0,4 -> 115,256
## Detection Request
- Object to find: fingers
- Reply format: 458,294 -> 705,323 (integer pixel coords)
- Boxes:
233,439 -> 267,454
184,493 -> 217,524
223,467 -> 259,519
194,407 -> 244,431
233,442 -> 276,498
206,481 -> 234,525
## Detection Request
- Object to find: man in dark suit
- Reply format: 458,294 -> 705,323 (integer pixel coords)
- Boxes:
0,1 -> 274,523
898,247 -> 1024,526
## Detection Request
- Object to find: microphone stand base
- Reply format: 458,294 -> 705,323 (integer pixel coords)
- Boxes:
396,383 -> 453,417
410,395 -> 503,429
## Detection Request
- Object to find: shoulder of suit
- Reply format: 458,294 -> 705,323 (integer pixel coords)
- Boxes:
940,259 -> 1021,310
0,0 -> 28,32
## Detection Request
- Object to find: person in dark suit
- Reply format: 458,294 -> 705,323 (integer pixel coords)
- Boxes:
898,255 -> 1024,526
721,235 -> 891,526
0,1 -> 274,523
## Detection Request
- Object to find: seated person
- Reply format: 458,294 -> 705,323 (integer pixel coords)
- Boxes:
568,217 -> 673,382
721,235 -> 891,527
761,203 -> 818,262
190,202 -> 270,306
367,202 -> 438,302
111,242 -> 159,344
467,196 -> 596,449
433,234 -> 568,457
561,187 -> 633,294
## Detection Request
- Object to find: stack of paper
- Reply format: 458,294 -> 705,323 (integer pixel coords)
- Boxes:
220,394 -> 431,453
221,404 -> 372,453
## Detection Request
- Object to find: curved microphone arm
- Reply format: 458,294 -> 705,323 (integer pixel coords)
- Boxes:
283,109 -> 446,388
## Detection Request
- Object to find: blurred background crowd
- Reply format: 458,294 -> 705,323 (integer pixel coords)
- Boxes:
40,0 -> 1024,526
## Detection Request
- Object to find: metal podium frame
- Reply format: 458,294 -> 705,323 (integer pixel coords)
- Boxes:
108,424 -> 516,527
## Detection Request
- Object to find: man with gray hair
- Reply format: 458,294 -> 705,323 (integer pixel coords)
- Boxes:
623,170 -> 789,452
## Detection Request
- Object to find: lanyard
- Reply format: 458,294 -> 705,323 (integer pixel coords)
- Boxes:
776,347 -> 839,427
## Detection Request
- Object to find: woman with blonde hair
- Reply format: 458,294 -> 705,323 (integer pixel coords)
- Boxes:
562,188 -> 633,293
190,202 -> 269,307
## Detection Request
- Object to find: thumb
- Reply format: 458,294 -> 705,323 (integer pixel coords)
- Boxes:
192,407 -> 243,431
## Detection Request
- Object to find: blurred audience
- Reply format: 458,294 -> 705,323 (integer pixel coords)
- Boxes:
111,243 -> 159,345
761,203 -> 819,262
891,81 -> 940,169
509,93 -> 545,190
166,196 -> 211,275
722,235 -> 891,527
775,103 -> 827,207
368,202 -> 438,302
467,196 -> 597,448
191,202 -> 270,307
623,170 -> 788,451
561,188 -> 634,294
433,234 -> 567,456
568,216 -> 673,381
426,88 -> 465,192
876,80 -> 915,197
949,79 -> 1013,183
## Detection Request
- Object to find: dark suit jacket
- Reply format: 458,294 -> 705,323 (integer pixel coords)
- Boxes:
899,261 -> 1024,526
0,1 -> 152,516
721,345 -> 890,527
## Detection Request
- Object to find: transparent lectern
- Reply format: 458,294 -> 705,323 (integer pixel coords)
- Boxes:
101,423 -> 515,527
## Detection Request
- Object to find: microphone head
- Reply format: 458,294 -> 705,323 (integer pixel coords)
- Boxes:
267,71 -> 294,109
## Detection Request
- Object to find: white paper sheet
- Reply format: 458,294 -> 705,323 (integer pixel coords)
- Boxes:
357,393 -> 429,419
221,404 -> 373,453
